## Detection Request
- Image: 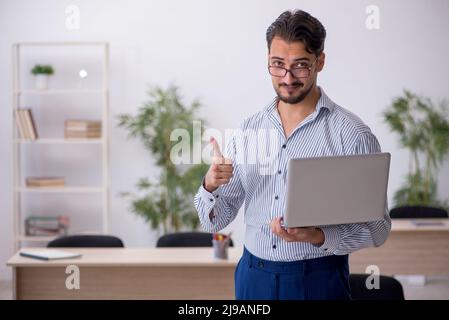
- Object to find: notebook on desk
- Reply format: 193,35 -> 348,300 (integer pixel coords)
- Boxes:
410,220 -> 446,227
20,250 -> 82,261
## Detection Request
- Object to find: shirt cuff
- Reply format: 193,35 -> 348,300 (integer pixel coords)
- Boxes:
198,178 -> 222,222
199,183 -> 221,203
199,177 -> 221,200
317,225 -> 342,253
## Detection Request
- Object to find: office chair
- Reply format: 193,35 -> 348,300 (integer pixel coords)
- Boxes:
349,274 -> 405,300
389,205 -> 448,219
156,231 -> 234,247
47,234 -> 125,248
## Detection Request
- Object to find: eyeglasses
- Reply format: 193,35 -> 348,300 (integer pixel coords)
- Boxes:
268,57 -> 318,79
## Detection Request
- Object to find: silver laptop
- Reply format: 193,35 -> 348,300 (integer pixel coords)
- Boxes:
284,152 -> 390,228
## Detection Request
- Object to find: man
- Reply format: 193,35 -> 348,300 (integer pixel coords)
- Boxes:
194,10 -> 391,300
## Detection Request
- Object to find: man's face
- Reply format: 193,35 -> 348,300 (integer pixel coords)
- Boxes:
268,37 -> 324,104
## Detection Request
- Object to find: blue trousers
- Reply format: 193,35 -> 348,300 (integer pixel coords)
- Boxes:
235,247 -> 351,300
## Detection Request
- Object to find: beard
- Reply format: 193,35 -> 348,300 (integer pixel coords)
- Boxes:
274,81 -> 314,104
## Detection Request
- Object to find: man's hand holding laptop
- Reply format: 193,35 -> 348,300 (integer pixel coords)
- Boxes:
270,217 -> 325,245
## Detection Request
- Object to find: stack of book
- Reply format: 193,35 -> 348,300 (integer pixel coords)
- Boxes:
65,119 -> 102,139
25,177 -> 65,188
15,108 -> 38,140
25,215 -> 70,237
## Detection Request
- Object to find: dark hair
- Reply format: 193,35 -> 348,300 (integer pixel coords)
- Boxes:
266,10 -> 326,56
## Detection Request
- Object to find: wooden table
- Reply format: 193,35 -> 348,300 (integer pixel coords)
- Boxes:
7,247 -> 242,300
7,219 -> 449,299
350,219 -> 449,276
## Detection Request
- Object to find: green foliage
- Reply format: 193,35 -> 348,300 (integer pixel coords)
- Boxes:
383,90 -> 449,210
118,85 -> 209,234
393,171 -> 447,208
31,64 -> 54,75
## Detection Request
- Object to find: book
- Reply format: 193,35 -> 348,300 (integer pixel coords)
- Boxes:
22,109 -> 38,140
65,127 -> 102,133
65,119 -> 102,130
25,215 -> 70,236
64,130 -> 102,139
28,219 -> 60,228
65,126 -> 102,132
27,109 -> 38,139
18,110 -> 31,139
26,227 -> 63,236
25,177 -> 65,188
19,250 -> 82,261
64,119 -> 102,139
410,220 -> 445,227
14,110 -> 27,139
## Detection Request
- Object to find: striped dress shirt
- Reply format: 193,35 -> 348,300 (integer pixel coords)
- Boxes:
194,87 -> 391,261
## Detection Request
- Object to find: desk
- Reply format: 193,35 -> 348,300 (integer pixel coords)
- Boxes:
350,219 -> 449,276
7,247 -> 242,300
8,219 -> 449,299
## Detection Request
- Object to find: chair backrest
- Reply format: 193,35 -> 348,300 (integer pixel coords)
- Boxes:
390,205 -> 448,219
349,274 -> 405,300
47,235 -> 124,248
156,232 -> 234,247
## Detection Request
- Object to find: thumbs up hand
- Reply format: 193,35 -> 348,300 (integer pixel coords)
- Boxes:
204,137 -> 234,192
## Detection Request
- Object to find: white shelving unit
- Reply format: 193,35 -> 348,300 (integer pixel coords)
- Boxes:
12,42 -> 110,251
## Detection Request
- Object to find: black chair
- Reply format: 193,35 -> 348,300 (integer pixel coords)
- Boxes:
349,274 -> 405,300
156,232 -> 234,247
47,235 -> 124,248
390,205 -> 448,219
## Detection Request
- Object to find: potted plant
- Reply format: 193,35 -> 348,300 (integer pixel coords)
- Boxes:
31,64 -> 54,90
118,85 -> 209,234
383,90 -> 449,215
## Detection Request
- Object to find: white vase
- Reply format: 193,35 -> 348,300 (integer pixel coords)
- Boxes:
35,74 -> 49,90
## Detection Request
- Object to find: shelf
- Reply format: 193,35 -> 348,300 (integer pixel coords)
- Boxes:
12,41 -> 110,251
15,89 -> 105,95
16,138 -> 104,144
17,187 -> 105,193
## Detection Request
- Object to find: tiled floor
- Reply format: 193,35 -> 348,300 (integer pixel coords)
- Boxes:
1,278 -> 449,300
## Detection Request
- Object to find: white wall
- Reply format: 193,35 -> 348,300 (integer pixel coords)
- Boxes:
1,0 -> 448,280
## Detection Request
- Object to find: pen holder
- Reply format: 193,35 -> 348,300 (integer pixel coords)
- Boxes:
212,239 -> 229,260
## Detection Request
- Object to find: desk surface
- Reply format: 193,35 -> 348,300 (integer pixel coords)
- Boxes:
7,247 -> 242,267
391,218 -> 449,231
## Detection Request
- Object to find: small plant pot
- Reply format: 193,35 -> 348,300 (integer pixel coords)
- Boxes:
35,74 -> 49,90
